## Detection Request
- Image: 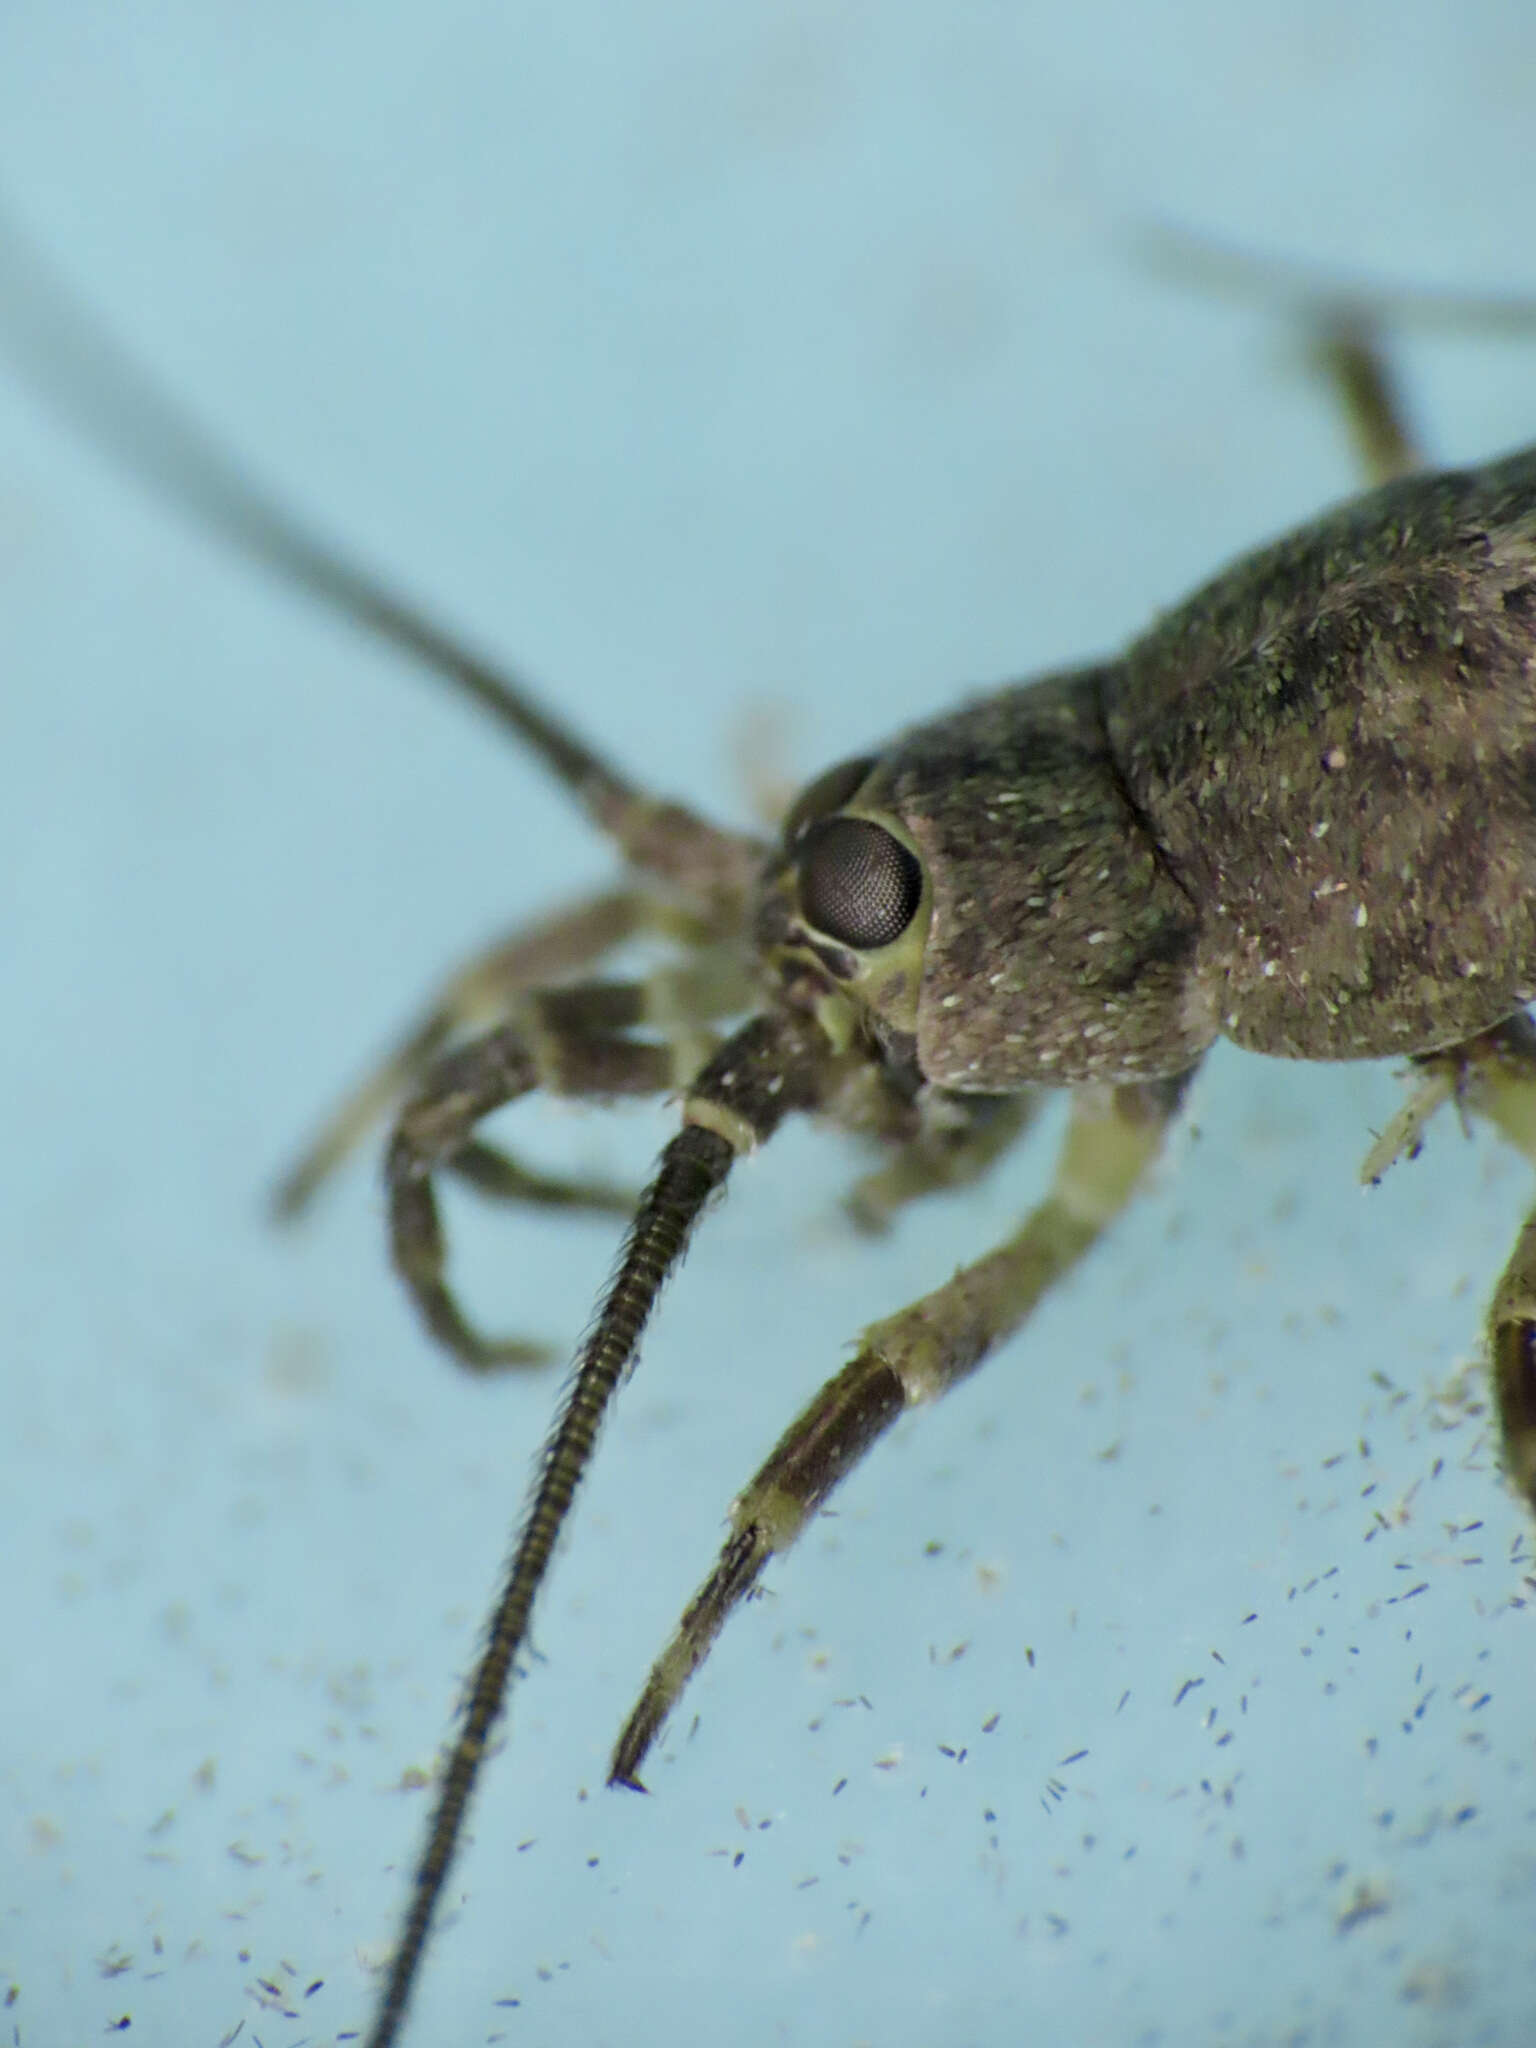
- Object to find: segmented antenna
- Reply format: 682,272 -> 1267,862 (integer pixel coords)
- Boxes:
364,1007 -> 833,2048
0,208 -> 759,911
365,1121 -> 733,2047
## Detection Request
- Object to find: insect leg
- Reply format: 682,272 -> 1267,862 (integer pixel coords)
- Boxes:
1358,1014 -> 1536,1506
1416,1015 -> 1536,1511
274,893 -> 744,1220
386,959 -> 755,1370
273,888 -> 696,1219
1308,326 -> 1423,485
1489,1216 -> 1536,1510
844,1088 -> 1042,1233
609,1067 -> 1195,1789
442,951 -> 755,1211
1134,223 -> 1467,483
1361,1014 -> 1536,1184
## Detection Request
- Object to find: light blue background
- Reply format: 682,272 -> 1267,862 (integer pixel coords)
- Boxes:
2,5 -> 1535,2044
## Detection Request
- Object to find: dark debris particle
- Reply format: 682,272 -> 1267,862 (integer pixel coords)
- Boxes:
1336,1884 -> 1390,1934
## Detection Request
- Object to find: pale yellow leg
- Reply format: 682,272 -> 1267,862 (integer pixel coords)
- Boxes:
610,1068 -> 1193,1787
1362,1017 -> 1536,1510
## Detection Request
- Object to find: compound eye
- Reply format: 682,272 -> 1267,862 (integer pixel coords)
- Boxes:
798,817 -> 923,950
782,756 -> 877,846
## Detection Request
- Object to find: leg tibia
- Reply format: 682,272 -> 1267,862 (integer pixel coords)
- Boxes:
271,890 -> 656,1219
1488,1213 -> 1536,1508
387,1023 -> 675,1372
609,1069 -> 1193,1786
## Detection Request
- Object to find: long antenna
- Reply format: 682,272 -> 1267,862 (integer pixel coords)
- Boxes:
0,204 -> 758,913
366,1118 -> 737,2047
0,203 -> 792,2042
363,1007 -> 833,2048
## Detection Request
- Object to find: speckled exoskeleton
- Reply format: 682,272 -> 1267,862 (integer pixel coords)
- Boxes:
7,232 -> 1536,2048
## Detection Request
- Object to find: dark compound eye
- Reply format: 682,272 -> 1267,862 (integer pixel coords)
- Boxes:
798,816 -> 923,950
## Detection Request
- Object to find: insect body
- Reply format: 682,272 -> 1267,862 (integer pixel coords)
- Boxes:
6,235 -> 1536,2046
347,389 -> 1536,2046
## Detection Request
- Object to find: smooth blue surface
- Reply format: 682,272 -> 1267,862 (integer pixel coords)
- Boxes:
2,5 -> 1535,2045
